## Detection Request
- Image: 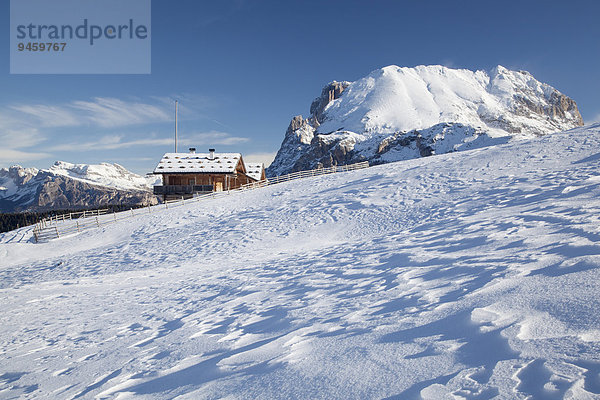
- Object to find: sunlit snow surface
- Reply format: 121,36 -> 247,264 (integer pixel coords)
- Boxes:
318,65 -> 580,138
2,125 -> 600,399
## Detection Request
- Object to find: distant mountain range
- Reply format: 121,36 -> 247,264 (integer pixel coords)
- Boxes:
0,161 -> 159,213
267,65 -> 584,176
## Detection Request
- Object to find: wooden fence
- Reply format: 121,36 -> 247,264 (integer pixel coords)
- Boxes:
32,161 -> 369,242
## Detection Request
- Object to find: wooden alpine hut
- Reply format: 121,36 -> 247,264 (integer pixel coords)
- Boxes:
152,148 -> 263,201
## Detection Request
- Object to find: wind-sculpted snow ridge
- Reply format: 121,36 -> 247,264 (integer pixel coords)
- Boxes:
1,124 -> 600,398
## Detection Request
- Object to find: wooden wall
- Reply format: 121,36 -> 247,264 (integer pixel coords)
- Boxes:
163,173 -> 255,191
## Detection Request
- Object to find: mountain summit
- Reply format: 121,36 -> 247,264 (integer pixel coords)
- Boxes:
267,65 -> 583,176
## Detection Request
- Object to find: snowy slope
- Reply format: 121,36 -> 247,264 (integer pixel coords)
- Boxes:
268,65 -> 583,176
1,125 -> 600,398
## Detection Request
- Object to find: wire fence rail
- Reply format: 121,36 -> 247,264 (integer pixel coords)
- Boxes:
32,161 -> 370,242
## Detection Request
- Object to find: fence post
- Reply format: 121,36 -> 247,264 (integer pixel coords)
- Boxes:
96,216 -> 100,227
76,220 -> 80,232
54,226 -> 60,239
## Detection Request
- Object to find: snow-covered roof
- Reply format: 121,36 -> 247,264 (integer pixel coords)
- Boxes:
244,163 -> 265,181
153,153 -> 243,174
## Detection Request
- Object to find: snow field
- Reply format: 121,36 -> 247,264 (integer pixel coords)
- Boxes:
1,125 -> 600,398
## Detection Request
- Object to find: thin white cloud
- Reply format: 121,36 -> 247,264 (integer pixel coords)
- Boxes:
150,94 -> 212,120
183,131 -> 250,147
0,148 -> 50,165
71,98 -> 171,128
0,127 -> 46,149
0,95 -> 237,166
1,95 -> 225,134
0,115 -> 49,166
5,97 -> 174,130
10,104 -> 80,127
47,136 -> 171,152
46,131 -> 249,152
242,152 -> 277,167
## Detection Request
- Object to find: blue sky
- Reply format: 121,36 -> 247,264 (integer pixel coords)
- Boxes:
1,0 -> 599,174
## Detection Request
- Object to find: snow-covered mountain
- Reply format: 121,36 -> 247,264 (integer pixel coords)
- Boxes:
0,161 -> 159,213
267,65 -> 584,176
48,161 -> 157,191
2,124 -> 600,398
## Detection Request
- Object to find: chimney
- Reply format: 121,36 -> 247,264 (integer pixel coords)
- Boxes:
189,147 -> 196,154
209,148 -> 215,160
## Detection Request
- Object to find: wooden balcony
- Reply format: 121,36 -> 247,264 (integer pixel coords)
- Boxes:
153,185 -> 214,195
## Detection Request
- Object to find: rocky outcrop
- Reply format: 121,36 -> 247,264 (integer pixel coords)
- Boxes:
267,81 -> 351,176
481,67 -> 584,135
34,176 -> 157,212
309,81 -> 350,125
264,116 -> 316,176
267,65 -> 585,176
372,123 -> 512,164
286,133 -> 362,172
515,91 -> 583,124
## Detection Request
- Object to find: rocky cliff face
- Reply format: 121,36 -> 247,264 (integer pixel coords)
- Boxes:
0,163 -> 158,213
267,65 -> 584,176
266,81 -> 350,175
309,81 -> 351,125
